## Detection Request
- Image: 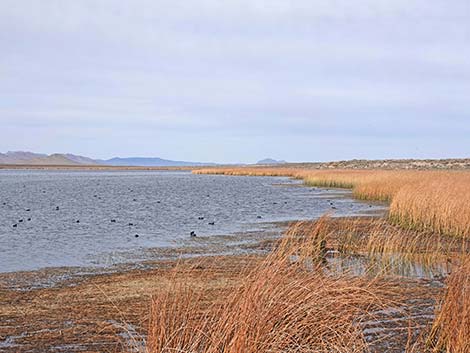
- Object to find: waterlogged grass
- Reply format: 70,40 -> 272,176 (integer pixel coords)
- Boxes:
145,218 -> 400,353
428,258 -> 470,353
194,168 -> 470,238
142,217 -> 470,353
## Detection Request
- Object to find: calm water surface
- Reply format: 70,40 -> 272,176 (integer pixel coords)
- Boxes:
0,170 -> 383,272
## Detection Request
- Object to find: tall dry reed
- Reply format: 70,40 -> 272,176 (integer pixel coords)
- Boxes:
145,218 -> 396,353
427,257 -> 470,353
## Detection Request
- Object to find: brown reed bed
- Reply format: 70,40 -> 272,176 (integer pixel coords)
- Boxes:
262,216 -> 468,280
147,271 -> 393,353
194,168 -> 470,239
145,217 -> 440,353
144,216 -> 470,353
427,257 -> 470,353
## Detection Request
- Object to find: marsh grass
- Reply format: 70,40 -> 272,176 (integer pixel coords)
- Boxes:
271,217 -> 468,280
332,218 -> 469,276
145,218 -> 400,353
427,257 -> 470,353
142,195 -> 470,353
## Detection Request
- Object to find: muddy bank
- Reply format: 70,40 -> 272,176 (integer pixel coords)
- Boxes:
0,253 -> 443,353
0,224 -> 283,352
0,255 -> 258,353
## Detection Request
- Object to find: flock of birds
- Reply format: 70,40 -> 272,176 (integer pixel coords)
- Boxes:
6,202 -> 219,239
4,187 -> 362,240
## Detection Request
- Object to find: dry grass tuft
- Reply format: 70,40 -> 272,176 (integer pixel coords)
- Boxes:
145,218 -> 397,353
427,257 -> 470,353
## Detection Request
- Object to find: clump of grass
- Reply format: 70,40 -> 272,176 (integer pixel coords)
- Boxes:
143,217 -> 470,352
145,218 -> 397,353
427,257 -> 470,353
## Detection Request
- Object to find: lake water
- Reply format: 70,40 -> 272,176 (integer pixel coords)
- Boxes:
0,170 -> 383,273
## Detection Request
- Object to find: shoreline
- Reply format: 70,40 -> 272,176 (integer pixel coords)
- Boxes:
0,170 -> 387,276
1,156 -> 470,171
0,164 -> 196,171
0,215 -> 452,353
0,206 -> 387,290
0,222 -> 288,291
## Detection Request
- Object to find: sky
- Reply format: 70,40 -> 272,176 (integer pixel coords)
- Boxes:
1,1 -> 469,163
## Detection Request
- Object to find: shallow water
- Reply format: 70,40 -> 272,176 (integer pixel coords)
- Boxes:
0,170 -> 384,273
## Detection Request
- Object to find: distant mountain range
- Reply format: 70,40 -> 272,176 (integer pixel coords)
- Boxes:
0,151 -> 215,167
0,151 -> 98,165
256,158 -> 287,165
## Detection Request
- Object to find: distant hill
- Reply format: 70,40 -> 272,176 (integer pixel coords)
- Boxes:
0,151 -> 214,167
100,157 -> 215,167
0,151 -> 47,164
0,151 -> 99,165
256,158 -> 287,165
62,154 -> 98,165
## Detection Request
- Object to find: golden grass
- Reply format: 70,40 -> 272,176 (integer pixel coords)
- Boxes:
427,257 -> 470,353
194,168 -> 470,238
142,217 -> 470,352
145,218 -> 398,353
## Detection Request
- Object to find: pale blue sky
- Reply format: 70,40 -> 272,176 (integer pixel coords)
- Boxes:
1,1 -> 469,163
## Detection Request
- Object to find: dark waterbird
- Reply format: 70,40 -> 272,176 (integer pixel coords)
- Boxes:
190,231 -> 197,237
12,224 -> 17,228
111,219 -> 116,223
198,216 -> 204,220
135,234 -> 139,238
208,222 -> 215,225
128,223 -> 134,226
27,218 -> 31,221
25,208 -> 30,211
55,206 -> 60,211
18,219 -> 23,223
76,220 -> 80,223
